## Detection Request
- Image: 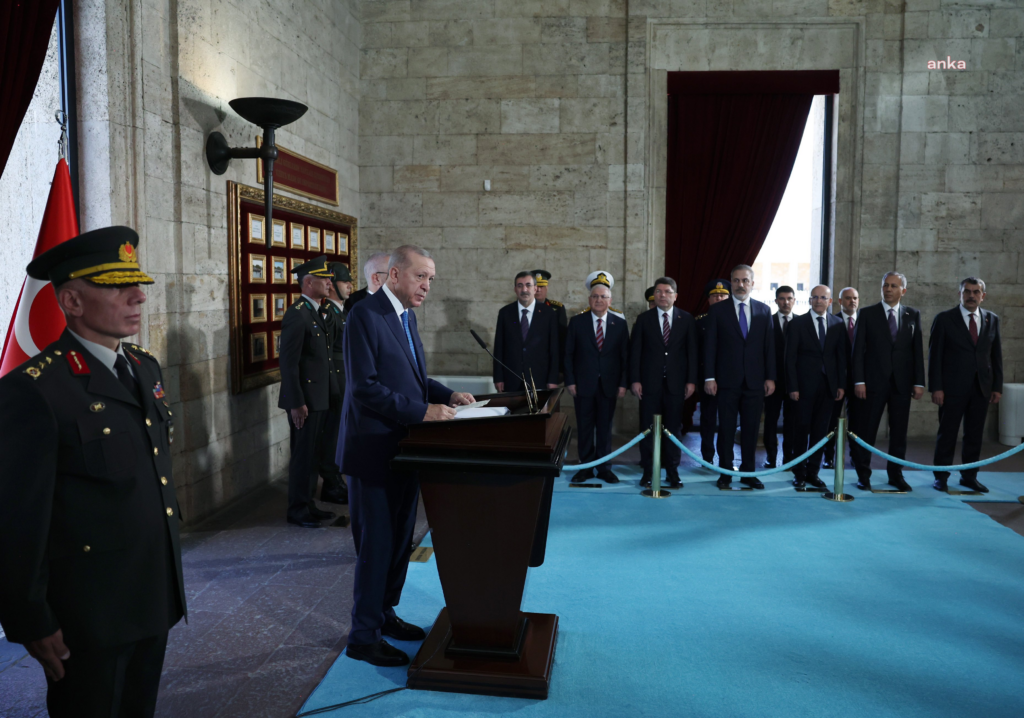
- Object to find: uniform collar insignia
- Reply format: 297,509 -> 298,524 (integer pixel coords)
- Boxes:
67,350 -> 90,375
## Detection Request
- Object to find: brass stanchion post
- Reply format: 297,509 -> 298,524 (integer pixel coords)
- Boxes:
823,418 -> 854,502
642,414 -> 671,498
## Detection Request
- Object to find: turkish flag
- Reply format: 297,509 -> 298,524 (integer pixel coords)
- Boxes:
0,159 -> 79,377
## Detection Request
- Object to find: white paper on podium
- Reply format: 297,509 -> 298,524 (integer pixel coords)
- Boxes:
454,400 -> 490,412
452,406 -> 510,419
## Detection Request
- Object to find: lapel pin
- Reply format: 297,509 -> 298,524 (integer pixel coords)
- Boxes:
90,402 -> 106,413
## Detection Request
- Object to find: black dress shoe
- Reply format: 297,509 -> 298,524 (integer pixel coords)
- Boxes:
933,478 -> 948,492
346,639 -> 409,667
888,476 -> 912,492
805,476 -> 827,489
792,477 -> 805,488
382,616 -> 427,641
640,475 -> 652,488
855,480 -> 872,491
959,476 -> 989,493
309,506 -> 335,520
664,475 -> 683,489
597,470 -> 620,484
716,476 -> 731,489
571,469 -> 595,483
321,488 -> 349,505
822,459 -> 836,470
740,477 -> 764,490
287,514 -> 322,528
762,460 -> 777,470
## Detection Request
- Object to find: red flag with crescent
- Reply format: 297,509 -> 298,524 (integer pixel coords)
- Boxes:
0,159 -> 79,377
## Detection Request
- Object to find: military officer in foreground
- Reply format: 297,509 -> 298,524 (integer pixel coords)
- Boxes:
318,262 -> 353,505
279,256 -> 341,527
0,226 -> 186,717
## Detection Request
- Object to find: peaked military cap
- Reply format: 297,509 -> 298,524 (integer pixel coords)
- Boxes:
704,278 -> 731,297
532,269 -> 551,287
329,262 -> 352,282
585,270 -> 614,291
645,286 -> 656,303
27,226 -> 154,287
291,255 -> 333,281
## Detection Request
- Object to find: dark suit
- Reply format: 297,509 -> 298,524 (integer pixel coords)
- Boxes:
629,307 -> 697,476
786,312 -> 847,480
493,300 -> 560,391
343,286 -> 369,313
928,306 -> 1003,482
338,289 -> 453,645
319,299 -> 348,496
704,298 -> 776,473
278,297 -> 340,521
696,313 -> 718,462
564,311 -> 629,473
0,331 -> 185,717
823,311 -> 863,466
763,312 -> 798,466
850,303 -> 926,482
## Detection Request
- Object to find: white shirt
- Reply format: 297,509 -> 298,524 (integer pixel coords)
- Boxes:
777,312 -> 793,331
517,298 -> 536,326
883,301 -> 901,331
657,306 -> 673,330
732,295 -> 750,327
841,311 -> 857,327
592,311 -> 609,336
68,329 -> 135,380
381,283 -> 407,318
960,303 -> 980,331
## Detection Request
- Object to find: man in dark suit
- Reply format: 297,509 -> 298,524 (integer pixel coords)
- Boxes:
851,272 -> 926,492
822,286 -> 860,469
696,279 -> 731,463
763,285 -> 797,469
565,274 -> 629,483
0,227 -> 185,718
928,277 -> 1003,493
629,276 -> 697,488
318,262 -> 354,505
704,264 -> 776,489
786,285 -> 847,489
338,245 -> 474,667
533,269 -> 568,370
343,251 -> 388,312
493,271 -> 560,392
278,256 -> 340,528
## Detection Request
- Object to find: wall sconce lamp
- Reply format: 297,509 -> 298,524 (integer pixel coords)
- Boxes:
205,97 -> 308,248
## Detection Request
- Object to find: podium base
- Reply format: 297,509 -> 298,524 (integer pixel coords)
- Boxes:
408,608 -> 558,700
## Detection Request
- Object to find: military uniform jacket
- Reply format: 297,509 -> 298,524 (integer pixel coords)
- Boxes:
0,331 -> 185,648
278,297 -> 340,412
326,299 -> 347,395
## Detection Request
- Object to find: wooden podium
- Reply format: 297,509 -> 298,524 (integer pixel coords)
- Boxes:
392,388 -> 571,700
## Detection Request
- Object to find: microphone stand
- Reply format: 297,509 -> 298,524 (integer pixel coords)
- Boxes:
470,329 -> 537,414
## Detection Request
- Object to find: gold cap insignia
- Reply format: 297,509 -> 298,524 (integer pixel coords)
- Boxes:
25,367 -> 41,378
118,242 -> 138,263
709,282 -> 730,296
591,273 -> 611,288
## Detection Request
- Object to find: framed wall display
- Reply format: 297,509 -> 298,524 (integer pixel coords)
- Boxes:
251,332 -> 268,362
272,293 -> 287,321
271,219 -> 286,247
228,181 -> 358,394
271,256 -> 287,284
338,232 -> 349,255
249,214 -> 265,244
249,294 -> 267,323
290,222 -> 305,250
324,229 -> 336,254
290,257 -> 302,283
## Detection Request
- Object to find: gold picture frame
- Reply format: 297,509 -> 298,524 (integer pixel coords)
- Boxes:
272,330 -> 282,359
338,232 -> 349,255
290,257 -> 302,284
324,229 -> 336,254
271,256 -> 287,284
290,222 -> 305,250
249,294 -> 267,323
272,293 -> 287,321
228,182 -> 358,394
249,214 -> 265,243
249,254 -> 266,283
271,219 -> 286,247
251,332 -> 268,362
308,226 -> 321,252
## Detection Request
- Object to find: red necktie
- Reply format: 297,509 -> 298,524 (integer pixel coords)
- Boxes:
662,312 -> 670,346
969,313 -> 978,344
596,318 -> 604,351
847,316 -> 854,344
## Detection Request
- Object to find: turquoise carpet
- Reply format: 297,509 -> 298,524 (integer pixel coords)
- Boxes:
301,473 -> 1024,717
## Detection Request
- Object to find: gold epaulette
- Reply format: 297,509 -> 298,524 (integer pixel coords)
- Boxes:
128,343 -> 158,360
547,299 -> 564,308
696,313 -> 707,320
578,307 -> 592,314
611,306 -> 622,313
22,352 -> 59,380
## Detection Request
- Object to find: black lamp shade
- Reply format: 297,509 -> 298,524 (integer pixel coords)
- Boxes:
228,97 -> 307,129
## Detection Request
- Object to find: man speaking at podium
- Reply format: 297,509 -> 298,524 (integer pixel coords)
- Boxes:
338,245 -> 475,667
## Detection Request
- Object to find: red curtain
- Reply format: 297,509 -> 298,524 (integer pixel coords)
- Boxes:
665,70 -> 839,316
0,0 -> 62,178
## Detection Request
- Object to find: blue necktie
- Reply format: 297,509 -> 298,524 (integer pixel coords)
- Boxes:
817,315 -> 826,349
738,302 -> 748,339
401,310 -> 417,364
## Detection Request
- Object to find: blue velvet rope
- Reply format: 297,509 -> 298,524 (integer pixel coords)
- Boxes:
562,430 -> 651,471
848,432 -> 1024,472
663,429 -> 835,478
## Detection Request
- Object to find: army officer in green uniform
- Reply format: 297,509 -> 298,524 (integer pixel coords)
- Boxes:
0,226 -> 186,718
317,261 -> 352,505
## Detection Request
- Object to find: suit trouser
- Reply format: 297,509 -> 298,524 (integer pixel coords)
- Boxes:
46,632 -> 168,718
934,383 -> 989,483
574,391 -> 618,473
716,384 -> 764,473
698,392 -> 718,462
288,409 -> 328,519
851,376 -> 911,482
318,405 -> 347,496
348,473 -> 420,645
763,392 -> 798,465
794,374 -> 835,480
639,379 -> 683,475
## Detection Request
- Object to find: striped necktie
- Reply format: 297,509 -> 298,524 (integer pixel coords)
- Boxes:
596,317 -> 604,351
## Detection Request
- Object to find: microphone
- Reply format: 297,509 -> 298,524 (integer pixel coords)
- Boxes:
469,329 -> 538,410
